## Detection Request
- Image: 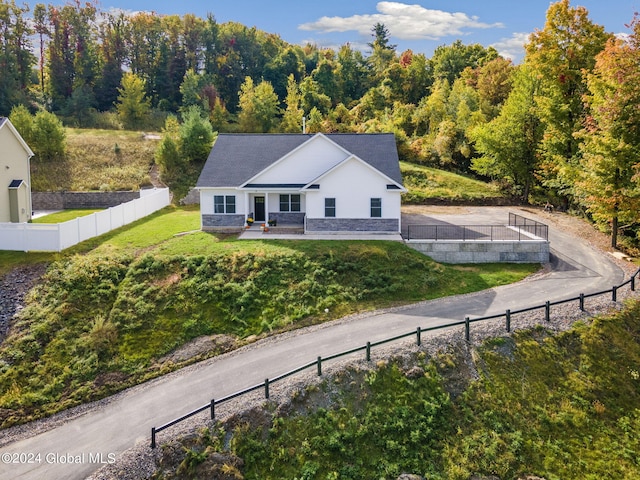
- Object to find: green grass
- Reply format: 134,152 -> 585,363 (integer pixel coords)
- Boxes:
0,251 -> 57,277
401,161 -> 503,203
161,300 -> 640,479
0,207 -> 538,428
31,209 -> 103,224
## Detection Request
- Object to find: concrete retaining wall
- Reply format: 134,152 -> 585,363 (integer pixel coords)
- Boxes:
406,239 -> 550,264
32,191 -> 140,210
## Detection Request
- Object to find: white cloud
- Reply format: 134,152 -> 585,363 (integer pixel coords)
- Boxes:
298,1 -> 503,41
490,32 -> 531,62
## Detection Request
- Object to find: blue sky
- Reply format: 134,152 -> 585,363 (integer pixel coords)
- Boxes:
99,0 -> 639,62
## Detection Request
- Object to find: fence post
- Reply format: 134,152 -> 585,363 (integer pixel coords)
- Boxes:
210,399 -> 215,420
579,293 -> 585,312
505,309 -> 511,333
465,317 -> 470,342
613,286 -> 618,302
545,301 -> 550,322
416,327 -> 422,346
265,378 -> 270,399
317,356 -> 322,376
632,276 -> 636,292
151,427 -> 156,449
366,342 -> 371,361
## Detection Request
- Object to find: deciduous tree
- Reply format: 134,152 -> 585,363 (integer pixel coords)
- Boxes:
471,66 -> 543,202
577,18 -> 640,247
524,0 -> 611,206
115,72 -> 151,129
238,77 -> 280,132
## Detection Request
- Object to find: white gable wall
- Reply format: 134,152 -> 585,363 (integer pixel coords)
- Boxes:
248,136 -> 348,185
199,188 -> 247,215
0,122 -> 32,223
305,158 -> 401,219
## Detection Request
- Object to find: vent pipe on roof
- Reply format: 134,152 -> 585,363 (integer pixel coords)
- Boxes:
302,116 -> 306,134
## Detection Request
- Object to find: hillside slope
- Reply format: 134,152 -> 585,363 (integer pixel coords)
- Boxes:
146,298 -> 640,480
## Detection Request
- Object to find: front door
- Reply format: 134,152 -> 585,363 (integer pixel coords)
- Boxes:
254,196 -> 265,222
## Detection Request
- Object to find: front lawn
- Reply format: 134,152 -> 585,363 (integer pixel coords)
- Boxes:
0,206 -> 538,428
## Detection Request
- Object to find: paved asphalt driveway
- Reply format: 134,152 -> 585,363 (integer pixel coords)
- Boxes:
1,207 -> 627,480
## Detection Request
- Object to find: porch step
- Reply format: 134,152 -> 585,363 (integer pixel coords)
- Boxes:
263,225 -> 304,235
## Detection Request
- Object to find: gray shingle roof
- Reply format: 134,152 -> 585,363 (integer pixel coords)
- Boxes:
196,133 -> 403,188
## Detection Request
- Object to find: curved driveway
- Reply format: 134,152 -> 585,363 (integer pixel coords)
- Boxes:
1,207 -> 626,480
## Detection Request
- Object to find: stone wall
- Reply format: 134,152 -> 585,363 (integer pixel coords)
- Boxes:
202,214 -> 245,231
268,212 -> 305,225
406,240 -> 550,264
306,218 -> 399,232
32,191 -> 140,210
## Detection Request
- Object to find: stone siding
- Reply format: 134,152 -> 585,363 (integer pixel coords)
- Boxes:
32,191 -> 140,210
202,214 -> 245,231
406,240 -> 550,264
306,218 -> 399,232
268,212 -> 305,225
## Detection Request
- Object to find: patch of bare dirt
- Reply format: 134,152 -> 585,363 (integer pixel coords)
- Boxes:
157,334 -> 239,366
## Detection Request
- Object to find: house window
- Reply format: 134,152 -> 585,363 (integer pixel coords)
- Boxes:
325,198 -> 336,217
214,195 -> 236,214
371,198 -> 382,217
279,194 -> 301,212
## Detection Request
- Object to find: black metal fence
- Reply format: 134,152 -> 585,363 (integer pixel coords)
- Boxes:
150,267 -> 639,449
508,212 -> 549,240
405,212 -> 548,241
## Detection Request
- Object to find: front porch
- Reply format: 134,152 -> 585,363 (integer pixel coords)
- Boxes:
239,222 -> 304,238
245,191 -> 305,227
238,222 -> 403,241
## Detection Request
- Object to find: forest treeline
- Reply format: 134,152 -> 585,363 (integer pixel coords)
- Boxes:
1,0 -> 640,249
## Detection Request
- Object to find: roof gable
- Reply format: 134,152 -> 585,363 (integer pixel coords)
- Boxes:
303,155 -> 406,191
242,134 -> 350,187
196,133 -> 402,189
0,117 -> 34,157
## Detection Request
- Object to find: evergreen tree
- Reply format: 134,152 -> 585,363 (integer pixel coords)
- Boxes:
179,105 -> 214,163
0,0 -> 35,114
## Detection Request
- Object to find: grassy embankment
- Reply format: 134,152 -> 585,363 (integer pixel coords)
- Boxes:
155,300 -> 640,480
0,206 -> 537,428
30,128 -> 158,192
400,161 -> 504,204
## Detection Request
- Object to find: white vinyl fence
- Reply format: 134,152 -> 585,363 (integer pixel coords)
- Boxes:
0,188 -> 171,252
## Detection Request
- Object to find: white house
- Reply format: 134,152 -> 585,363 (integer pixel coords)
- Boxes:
0,117 -> 34,223
196,133 -> 406,234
